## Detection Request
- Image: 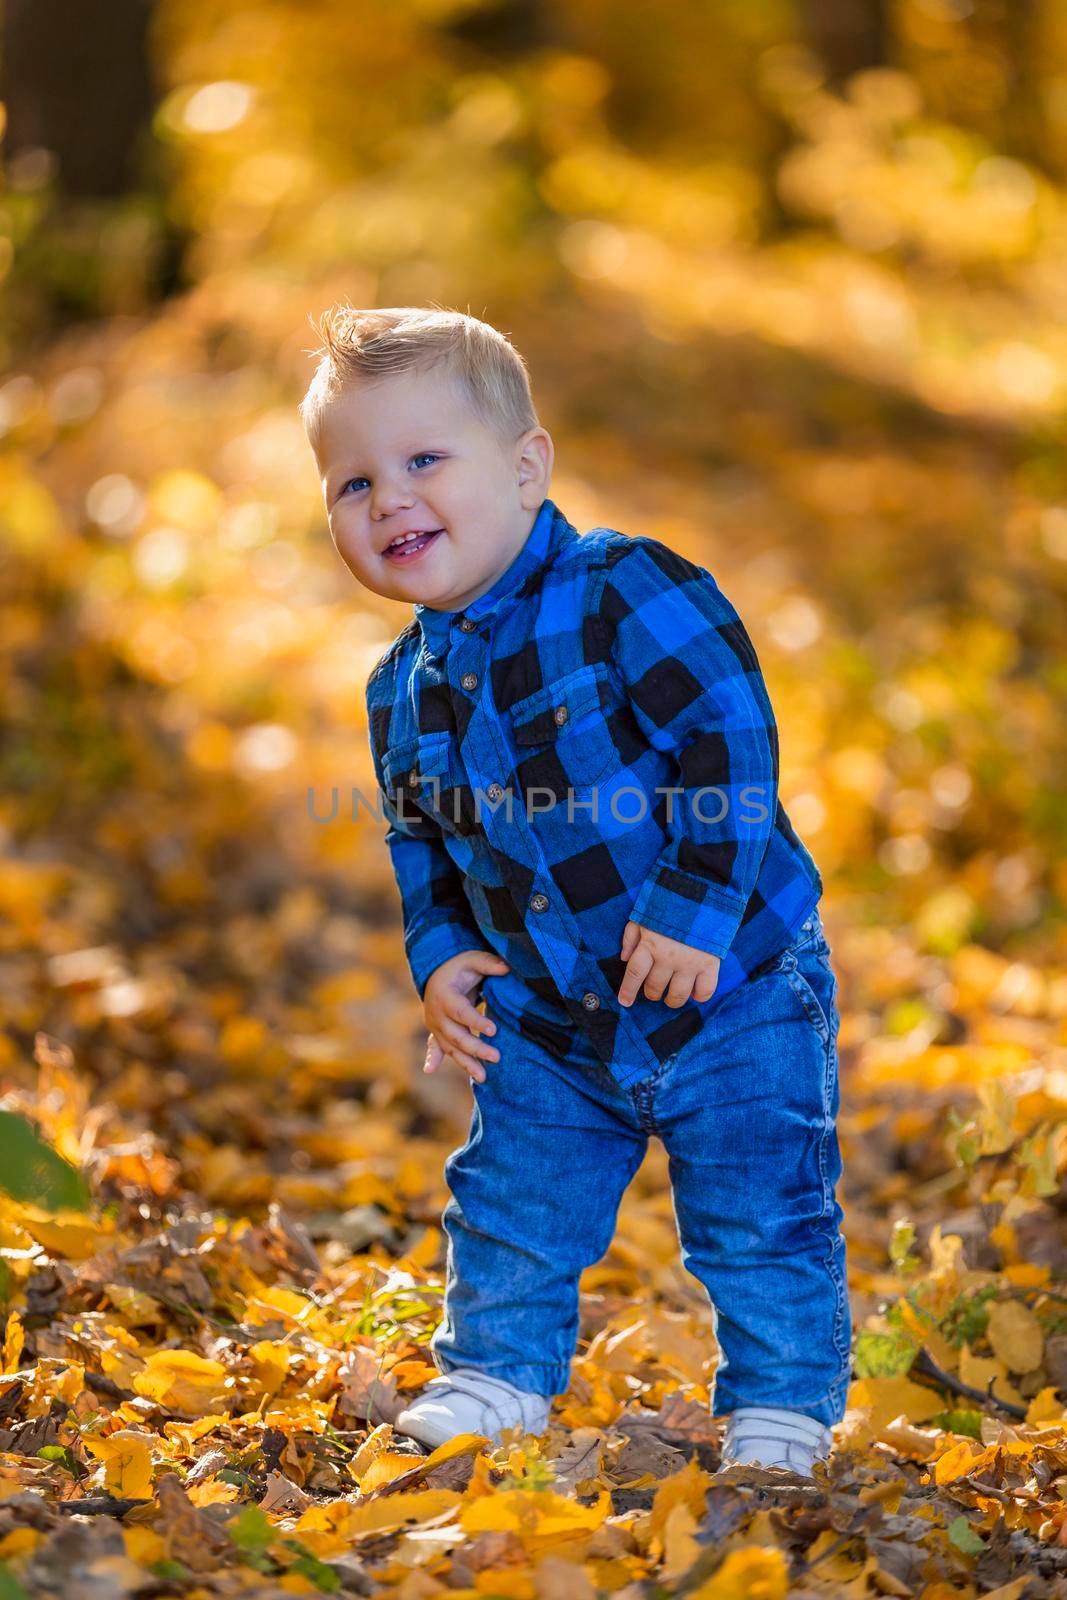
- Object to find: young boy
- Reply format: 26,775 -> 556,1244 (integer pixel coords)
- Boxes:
301,304 -> 850,1477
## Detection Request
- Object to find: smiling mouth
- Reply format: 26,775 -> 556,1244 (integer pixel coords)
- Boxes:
382,529 -> 444,561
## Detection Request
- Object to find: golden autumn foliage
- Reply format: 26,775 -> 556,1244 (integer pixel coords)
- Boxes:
4,1 -> 1067,1596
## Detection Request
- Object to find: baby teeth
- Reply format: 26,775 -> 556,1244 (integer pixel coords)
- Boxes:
389,530 -> 434,550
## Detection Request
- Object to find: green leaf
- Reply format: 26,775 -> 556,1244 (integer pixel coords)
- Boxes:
291,1557 -> 341,1593
497,1456 -> 556,1492
948,1515 -> 986,1554
940,1285 -> 998,1348
217,1467 -> 254,1488
853,1328 -> 919,1378
1019,1126 -> 1059,1197
36,1444 -> 83,1477
228,1504 -> 275,1553
280,1542 -> 342,1593
931,1409 -> 984,1440
890,1218 -> 917,1269
0,1112 -> 90,1211
0,1565 -> 30,1600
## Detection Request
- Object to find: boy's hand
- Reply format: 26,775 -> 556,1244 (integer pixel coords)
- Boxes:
423,951 -> 510,1084
618,921 -> 720,1008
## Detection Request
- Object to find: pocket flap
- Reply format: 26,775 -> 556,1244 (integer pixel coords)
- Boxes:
382,732 -> 451,791
510,664 -> 609,745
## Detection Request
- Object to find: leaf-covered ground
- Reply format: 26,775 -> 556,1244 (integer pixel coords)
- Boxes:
5,992 -> 1067,1600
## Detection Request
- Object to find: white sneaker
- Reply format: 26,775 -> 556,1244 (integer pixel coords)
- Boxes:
392,1367 -> 552,1449
719,1407 -> 832,1477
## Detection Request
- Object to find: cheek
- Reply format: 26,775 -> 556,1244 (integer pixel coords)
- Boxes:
330,521 -> 366,565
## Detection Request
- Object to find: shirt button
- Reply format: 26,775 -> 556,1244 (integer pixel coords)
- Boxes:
458,617 -> 477,632
581,992 -> 600,1010
407,769 -> 421,787
486,783 -> 504,801
530,893 -> 549,912
461,672 -> 478,691
553,705 -> 568,726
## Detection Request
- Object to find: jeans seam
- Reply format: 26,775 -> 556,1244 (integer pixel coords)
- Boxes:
785,964 -> 831,1042
760,924 -> 825,981
816,976 -> 851,1410
630,1052 -> 675,1131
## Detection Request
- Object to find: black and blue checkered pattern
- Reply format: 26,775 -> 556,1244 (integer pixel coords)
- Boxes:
365,497 -> 823,1089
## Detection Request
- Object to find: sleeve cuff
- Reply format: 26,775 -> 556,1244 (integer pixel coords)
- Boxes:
408,918 -> 489,1000
628,861 -> 746,959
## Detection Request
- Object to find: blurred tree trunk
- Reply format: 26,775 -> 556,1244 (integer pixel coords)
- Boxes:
1,0 -> 156,196
978,0 -> 1052,177
443,0 -> 550,54
801,0 -> 890,83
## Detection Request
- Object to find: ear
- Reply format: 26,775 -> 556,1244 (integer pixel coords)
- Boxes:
516,426 -> 554,506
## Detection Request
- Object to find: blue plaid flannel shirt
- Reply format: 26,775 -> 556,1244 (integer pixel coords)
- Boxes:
364,496 -> 823,1089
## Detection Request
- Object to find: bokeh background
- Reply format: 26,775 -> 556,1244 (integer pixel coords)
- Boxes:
4,1 -> 1067,1580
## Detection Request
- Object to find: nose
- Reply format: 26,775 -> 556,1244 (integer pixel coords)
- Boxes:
370,476 -> 415,520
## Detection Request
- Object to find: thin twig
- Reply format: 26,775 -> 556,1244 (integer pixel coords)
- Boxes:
911,1346 -> 1028,1420
56,1496 -> 152,1517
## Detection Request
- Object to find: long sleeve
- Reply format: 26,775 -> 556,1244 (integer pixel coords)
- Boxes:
598,539 -> 779,960
367,714 -> 487,1002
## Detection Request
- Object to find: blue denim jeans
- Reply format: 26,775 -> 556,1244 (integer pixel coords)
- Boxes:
430,907 -> 851,1427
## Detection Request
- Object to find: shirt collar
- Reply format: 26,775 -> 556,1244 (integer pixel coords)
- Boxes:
414,496 -> 574,654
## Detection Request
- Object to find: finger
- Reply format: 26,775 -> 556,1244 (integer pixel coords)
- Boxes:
443,1043 -> 487,1084
453,998 -> 500,1050
423,1035 -> 444,1074
692,968 -> 718,1002
618,946 -> 653,1007
665,971 -> 696,1008
620,921 -> 640,962
467,954 -> 510,977
641,961 -> 675,1002
440,1019 -> 500,1064
442,1019 -> 500,1062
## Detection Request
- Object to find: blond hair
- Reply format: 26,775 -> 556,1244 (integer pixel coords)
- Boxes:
299,302 -> 539,456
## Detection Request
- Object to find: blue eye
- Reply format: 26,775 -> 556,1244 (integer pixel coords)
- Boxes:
339,454 -> 440,496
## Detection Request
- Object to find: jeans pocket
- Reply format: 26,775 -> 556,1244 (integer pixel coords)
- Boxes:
784,959 -> 833,1044
773,928 -> 838,1049
759,909 -> 825,977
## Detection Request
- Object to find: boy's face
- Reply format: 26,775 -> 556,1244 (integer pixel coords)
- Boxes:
312,363 -> 552,613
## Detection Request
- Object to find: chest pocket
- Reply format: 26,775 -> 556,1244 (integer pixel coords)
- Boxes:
382,732 -> 471,838
508,662 -> 619,790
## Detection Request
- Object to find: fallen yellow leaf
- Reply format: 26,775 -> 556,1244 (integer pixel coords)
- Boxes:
460,1486 -> 611,1553
986,1299 -> 1044,1373
82,1429 -> 154,1498
846,1375 -> 944,1432
660,1500 -> 702,1580
1026,1387 -> 1067,1426
9,1204 -> 116,1261
133,1349 -> 234,1416
359,1449 -> 426,1493
689,1546 -> 788,1600
933,1439 -> 995,1484
248,1339 -> 291,1399
2,1311 -> 24,1375
958,1345 -> 1024,1408
295,1489 -> 460,1545
642,1455 -> 712,1559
